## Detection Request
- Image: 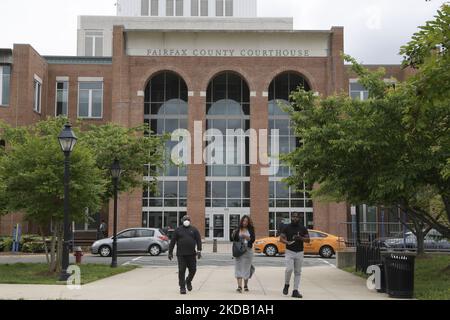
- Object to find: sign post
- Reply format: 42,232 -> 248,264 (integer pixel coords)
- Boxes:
11,223 -> 21,253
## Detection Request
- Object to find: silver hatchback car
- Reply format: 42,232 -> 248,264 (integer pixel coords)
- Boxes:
91,228 -> 170,257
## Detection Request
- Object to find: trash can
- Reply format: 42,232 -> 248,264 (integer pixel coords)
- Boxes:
384,254 -> 415,298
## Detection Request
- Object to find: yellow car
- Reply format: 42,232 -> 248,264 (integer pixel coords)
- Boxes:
254,230 -> 345,258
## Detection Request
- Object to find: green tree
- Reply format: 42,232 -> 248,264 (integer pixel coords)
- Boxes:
80,123 -> 166,203
283,4 -> 450,243
0,117 -> 166,271
0,118 -> 106,271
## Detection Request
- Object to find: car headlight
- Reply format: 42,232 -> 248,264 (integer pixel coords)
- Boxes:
255,241 -> 266,245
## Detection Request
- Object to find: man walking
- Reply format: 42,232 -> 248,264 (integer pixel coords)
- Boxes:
280,212 -> 310,298
168,215 -> 202,294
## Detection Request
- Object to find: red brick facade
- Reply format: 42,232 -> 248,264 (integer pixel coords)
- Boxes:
0,26 -> 408,239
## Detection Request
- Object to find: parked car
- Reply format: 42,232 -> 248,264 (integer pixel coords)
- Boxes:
379,230 -> 450,251
253,230 -> 345,258
91,228 -> 170,257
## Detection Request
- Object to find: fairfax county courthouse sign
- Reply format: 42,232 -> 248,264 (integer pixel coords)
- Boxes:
145,48 -> 313,57
126,31 -> 330,57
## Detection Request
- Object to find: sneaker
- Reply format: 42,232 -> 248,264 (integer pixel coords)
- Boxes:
292,290 -> 303,298
180,288 -> 187,295
283,284 -> 289,295
236,287 -> 243,293
244,286 -> 249,292
186,281 -> 193,292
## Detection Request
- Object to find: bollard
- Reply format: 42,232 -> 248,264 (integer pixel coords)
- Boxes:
213,239 -> 217,253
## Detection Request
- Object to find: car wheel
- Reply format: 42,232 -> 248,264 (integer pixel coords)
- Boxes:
264,244 -> 278,257
149,244 -> 161,256
319,245 -> 334,258
99,245 -> 111,257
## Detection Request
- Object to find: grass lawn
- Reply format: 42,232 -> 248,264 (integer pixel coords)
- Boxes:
343,254 -> 450,300
0,263 -> 138,285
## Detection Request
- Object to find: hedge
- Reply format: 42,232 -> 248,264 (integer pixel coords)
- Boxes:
0,234 -> 50,253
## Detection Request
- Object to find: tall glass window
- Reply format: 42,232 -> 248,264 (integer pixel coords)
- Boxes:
191,0 -> 199,15
141,0 -> 149,15
85,31 -> 103,57
144,71 -> 188,228
216,0 -> 224,16
200,0 -> 208,16
56,81 -> 69,116
0,65 -> 11,106
151,0 -> 159,15
166,0 -> 174,15
216,0 -> 232,16
206,72 -> 250,208
225,0 -> 233,16
33,78 -> 42,114
268,72 -> 312,232
175,0 -> 184,15
78,81 -> 103,118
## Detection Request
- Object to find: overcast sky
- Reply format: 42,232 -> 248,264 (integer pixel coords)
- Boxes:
0,0 -> 446,63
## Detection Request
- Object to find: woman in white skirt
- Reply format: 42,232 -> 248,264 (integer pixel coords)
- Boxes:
231,215 -> 256,293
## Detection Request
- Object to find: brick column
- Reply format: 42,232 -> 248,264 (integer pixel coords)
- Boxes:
250,94 -> 269,238
111,25 -> 130,126
328,26 -> 345,95
187,95 -> 206,238
108,25 -> 141,234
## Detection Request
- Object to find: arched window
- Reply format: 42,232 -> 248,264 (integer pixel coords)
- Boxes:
267,72 -> 313,234
205,72 -> 250,209
143,71 -> 188,229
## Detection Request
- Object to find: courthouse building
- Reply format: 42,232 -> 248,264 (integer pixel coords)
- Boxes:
0,0 -> 413,240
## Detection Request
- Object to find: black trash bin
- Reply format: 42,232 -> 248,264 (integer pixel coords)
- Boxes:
384,254 -> 415,298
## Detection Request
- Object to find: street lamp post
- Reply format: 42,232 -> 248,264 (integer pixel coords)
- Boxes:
58,123 -> 77,281
110,158 -> 122,268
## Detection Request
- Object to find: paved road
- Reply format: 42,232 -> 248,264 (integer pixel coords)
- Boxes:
0,252 -> 336,268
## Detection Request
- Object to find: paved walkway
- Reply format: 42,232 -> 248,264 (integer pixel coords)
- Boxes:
0,265 -> 396,300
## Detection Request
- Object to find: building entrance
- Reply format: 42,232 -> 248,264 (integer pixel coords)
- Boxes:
205,209 -> 249,241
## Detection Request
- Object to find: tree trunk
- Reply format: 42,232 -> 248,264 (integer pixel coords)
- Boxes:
416,227 -> 426,257
398,203 -> 450,239
39,225 -> 50,265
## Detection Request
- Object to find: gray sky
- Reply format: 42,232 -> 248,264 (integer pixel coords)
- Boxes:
0,0 -> 446,63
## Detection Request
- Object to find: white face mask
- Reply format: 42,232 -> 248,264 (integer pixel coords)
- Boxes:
183,220 -> 191,227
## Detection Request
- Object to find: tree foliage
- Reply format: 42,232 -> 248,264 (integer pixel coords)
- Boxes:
0,117 -> 166,270
283,4 -> 450,238
80,123 -> 165,203
0,118 -> 105,225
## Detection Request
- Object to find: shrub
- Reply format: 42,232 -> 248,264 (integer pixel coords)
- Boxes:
20,234 -> 42,245
21,241 -> 47,253
0,237 -> 13,252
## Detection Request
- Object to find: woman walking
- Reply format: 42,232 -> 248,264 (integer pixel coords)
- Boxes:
231,215 -> 256,293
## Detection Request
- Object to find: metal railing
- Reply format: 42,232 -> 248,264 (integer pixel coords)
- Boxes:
356,244 -> 382,273
339,222 -> 450,252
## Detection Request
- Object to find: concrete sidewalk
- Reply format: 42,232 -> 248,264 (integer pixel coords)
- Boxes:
0,265 -> 396,300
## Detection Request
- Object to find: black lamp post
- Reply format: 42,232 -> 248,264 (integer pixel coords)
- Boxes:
58,123 -> 77,281
355,205 -> 361,246
110,158 -> 122,268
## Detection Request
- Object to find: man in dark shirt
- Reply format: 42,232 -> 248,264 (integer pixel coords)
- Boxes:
169,215 -> 202,294
280,212 -> 310,298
